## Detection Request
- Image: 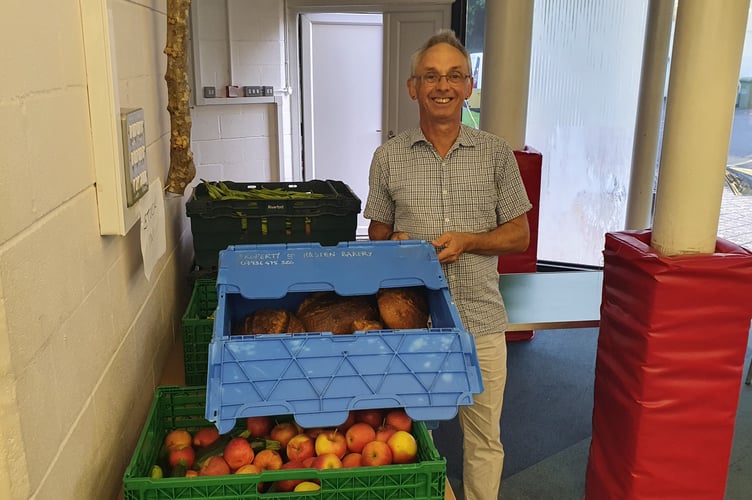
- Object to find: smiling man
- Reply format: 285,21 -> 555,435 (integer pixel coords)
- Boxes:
364,30 -> 532,500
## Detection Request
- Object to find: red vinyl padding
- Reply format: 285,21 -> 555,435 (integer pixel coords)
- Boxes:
585,230 -> 752,500
499,148 -> 542,342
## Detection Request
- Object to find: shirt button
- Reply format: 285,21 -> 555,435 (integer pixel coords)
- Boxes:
441,162 -> 446,167
444,218 -> 450,223
442,190 -> 447,195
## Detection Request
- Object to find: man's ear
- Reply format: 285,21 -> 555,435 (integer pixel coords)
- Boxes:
406,78 -> 417,100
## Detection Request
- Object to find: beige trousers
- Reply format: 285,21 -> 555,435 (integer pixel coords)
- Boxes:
458,333 -> 507,500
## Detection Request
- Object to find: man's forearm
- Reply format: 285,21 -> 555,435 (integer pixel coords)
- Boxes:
368,220 -> 394,241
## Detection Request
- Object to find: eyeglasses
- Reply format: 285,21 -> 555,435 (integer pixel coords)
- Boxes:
414,72 -> 470,85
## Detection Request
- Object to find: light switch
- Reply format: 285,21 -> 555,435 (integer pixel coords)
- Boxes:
120,108 -> 149,207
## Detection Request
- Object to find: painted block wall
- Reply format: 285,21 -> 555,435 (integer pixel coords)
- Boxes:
190,0 -> 291,188
0,0 -> 192,498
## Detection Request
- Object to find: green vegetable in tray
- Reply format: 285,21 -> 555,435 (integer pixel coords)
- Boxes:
201,180 -> 326,200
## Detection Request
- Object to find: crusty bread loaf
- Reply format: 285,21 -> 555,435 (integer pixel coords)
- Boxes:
244,308 -> 291,334
351,319 -> 385,331
296,291 -> 379,334
376,287 -> 429,330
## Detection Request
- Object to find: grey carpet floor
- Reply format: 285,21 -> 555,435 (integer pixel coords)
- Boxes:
436,327 -> 752,500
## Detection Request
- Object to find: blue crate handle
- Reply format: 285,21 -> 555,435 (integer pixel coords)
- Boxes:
217,240 -> 447,298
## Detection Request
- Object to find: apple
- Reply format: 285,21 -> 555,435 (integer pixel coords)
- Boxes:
361,440 -> 393,466
354,409 -> 385,429
315,429 -> 348,459
304,427 -> 327,439
246,416 -> 273,437
253,449 -> 283,471
275,460 -> 307,492
168,446 -> 195,469
341,452 -> 363,468
235,463 -> 261,474
302,456 -> 317,468
223,436 -> 255,470
294,481 -> 321,492
384,408 -> 413,432
199,455 -> 231,476
311,452 -> 343,470
345,422 -> 377,453
286,433 -> 315,462
193,427 -> 220,448
185,470 -> 199,478
374,424 -> 398,443
270,422 -> 298,450
387,430 -> 418,464
164,429 -> 192,451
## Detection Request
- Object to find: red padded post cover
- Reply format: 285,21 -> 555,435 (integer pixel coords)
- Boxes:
499,147 -> 542,341
586,230 -> 752,500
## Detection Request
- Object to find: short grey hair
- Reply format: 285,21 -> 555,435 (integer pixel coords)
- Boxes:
410,29 -> 472,76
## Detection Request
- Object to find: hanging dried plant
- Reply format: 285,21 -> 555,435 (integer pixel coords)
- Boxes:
164,0 -> 196,195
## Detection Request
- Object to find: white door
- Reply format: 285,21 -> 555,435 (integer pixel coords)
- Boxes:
383,10 -> 450,139
301,13 -> 383,236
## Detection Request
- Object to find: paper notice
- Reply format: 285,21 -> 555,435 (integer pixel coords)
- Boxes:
139,178 -> 167,280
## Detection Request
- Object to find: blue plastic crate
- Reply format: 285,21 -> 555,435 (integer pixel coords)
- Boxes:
206,240 -> 483,433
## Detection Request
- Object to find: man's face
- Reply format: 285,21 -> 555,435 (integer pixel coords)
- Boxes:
408,43 -> 473,125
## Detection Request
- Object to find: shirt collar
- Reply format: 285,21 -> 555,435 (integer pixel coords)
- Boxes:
408,124 -> 477,149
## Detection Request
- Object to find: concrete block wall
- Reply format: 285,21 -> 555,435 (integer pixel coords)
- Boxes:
0,0 -> 192,498
191,0 -> 290,186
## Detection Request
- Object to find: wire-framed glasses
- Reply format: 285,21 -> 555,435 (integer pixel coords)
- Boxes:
414,72 -> 470,85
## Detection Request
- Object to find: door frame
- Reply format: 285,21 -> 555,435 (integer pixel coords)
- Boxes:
285,0 -> 453,181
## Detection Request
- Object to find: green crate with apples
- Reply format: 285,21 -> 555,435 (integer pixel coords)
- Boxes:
123,386 -> 446,500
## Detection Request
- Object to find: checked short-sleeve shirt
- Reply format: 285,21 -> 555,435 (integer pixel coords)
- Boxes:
364,125 -> 532,336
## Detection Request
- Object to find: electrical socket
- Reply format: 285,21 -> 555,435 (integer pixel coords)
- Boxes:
243,86 -> 263,97
262,86 -> 274,96
203,86 -> 216,98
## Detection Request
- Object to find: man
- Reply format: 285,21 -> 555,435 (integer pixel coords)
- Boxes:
364,29 -> 532,500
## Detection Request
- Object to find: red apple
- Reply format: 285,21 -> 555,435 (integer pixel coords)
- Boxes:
270,422 -> 299,450
361,440 -> 393,466
168,446 -> 195,469
302,456 -> 317,468
286,433 -> 315,462
384,408 -> 413,432
246,416 -> 273,437
345,422 -> 377,453
311,452 -> 343,470
315,429 -> 348,459
164,429 -> 192,451
387,430 -> 418,464
354,409 -> 385,429
304,427 -> 327,439
185,469 -> 199,478
223,436 -> 255,470
341,452 -> 363,468
193,427 -> 220,448
374,424 -> 398,443
253,449 -> 283,471
199,455 -> 231,476
275,460 -> 307,492
235,463 -> 261,474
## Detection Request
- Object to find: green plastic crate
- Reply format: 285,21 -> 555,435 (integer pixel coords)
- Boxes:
123,386 -> 446,500
186,180 -> 361,269
181,280 -> 217,386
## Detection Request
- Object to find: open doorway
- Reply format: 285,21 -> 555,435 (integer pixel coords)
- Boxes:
300,13 -> 383,237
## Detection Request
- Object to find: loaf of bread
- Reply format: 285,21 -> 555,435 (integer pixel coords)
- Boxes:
296,291 -> 379,334
376,287 -> 429,329
243,308 -> 292,334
